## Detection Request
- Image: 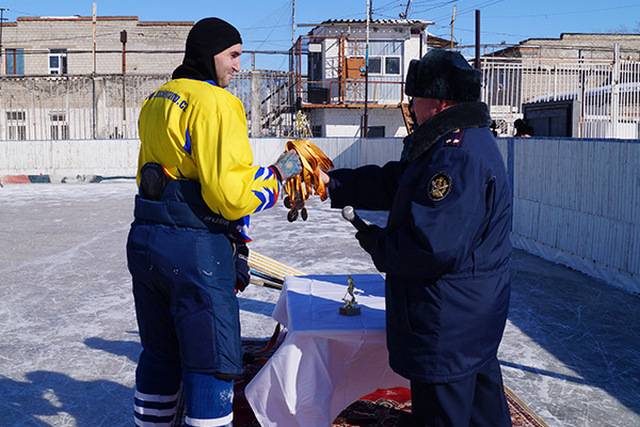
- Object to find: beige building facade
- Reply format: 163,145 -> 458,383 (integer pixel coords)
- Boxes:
488,33 -> 640,61
1,16 -> 192,76
0,16 -> 194,140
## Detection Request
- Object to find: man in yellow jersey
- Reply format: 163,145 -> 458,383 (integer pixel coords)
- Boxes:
127,17 -> 301,427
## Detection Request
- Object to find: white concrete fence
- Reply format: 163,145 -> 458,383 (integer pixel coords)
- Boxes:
0,137 -> 404,178
498,137 -> 640,294
1,137 -> 638,294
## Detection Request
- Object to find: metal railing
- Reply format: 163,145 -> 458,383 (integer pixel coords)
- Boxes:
301,78 -> 405,105
481,56 -> 640,138
2,56 -> 639,141
0,71 -> 295,141
0,74 -> 168,141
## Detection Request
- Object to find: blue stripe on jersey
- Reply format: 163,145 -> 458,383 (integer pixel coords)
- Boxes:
254,166 -> 275,181
254,167 -> 265,180
265,188 -> 276,209
184,129 -> 192,155
252,189 -> 267,212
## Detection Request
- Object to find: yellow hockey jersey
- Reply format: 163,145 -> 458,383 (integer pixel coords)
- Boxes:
137,78 -> 280,222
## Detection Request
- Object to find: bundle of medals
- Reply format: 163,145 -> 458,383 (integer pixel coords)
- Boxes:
282,139 -> 334,222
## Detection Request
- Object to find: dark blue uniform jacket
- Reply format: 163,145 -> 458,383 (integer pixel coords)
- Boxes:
329,102 -> 512,383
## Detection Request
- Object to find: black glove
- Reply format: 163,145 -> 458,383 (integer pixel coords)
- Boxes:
355,224 -> 383,255
235,243 -> 250,292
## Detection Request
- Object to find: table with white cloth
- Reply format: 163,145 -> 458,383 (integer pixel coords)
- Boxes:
245,274 -> 409,427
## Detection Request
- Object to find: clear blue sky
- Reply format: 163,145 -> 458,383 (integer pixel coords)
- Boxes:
2,0 -> 639,69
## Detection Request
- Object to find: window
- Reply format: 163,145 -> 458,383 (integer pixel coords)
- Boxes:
311,125 -> 323,137
363,56 -> 400,75
8,126 -> 27,140
7,111 -> 26,121
385,57 -> 401,75
367,126 -> 385,137
6,111 -> 27,140
5,48 -> 25,75
48,49 -> 68,75
49,112 -> 69,140
368,57 -> 382,74
308,52 -> 322,82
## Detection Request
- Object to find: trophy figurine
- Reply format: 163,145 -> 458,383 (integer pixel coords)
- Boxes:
339,275 -> 361,316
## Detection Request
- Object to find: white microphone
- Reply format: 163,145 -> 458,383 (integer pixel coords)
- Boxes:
341,206 -> 368,232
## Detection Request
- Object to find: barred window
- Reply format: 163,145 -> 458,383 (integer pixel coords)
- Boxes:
6,111 -> 26,121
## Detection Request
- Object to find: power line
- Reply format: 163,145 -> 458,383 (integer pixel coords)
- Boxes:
431,23 -> 528,38
5,47 -> 290,55
372,0 -> 404,16
419,0 -> 496,22
5,31 -> 123,44
243,0 -> 290,29
4,7 -> 37,17
239,24 -> 290,30
410,0 -> 458,15
375,0 -> 405,11
410,0 -> 461,5
484,4 -> 640,20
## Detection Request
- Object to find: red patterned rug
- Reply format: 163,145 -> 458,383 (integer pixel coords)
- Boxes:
176,339 -> 547,427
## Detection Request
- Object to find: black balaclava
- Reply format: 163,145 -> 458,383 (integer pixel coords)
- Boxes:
172,17 -> 242,83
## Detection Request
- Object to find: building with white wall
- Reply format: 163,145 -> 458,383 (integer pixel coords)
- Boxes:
293,19 -> 452,138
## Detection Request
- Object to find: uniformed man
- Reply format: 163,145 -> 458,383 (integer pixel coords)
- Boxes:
323,49 -> 513,426
127,18 -> 301,427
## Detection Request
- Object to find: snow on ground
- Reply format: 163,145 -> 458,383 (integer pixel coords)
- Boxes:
0,182 -> 638,426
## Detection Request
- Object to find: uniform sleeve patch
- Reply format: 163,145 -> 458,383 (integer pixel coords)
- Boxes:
428,172 -> 452,201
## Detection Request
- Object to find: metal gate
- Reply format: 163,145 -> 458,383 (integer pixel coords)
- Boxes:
481,56 -> 640,139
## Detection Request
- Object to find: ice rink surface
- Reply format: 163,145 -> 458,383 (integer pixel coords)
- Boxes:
0,182 -> 638,426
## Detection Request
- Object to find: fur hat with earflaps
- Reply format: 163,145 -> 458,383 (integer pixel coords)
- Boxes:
405,49 -> 481,102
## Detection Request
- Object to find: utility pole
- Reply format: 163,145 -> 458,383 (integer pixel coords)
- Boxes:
474,9 -> 481,69
92,2 -> 97,74
0,8 -> 8,68
250,51 -> 260,137
363,0 -> 371,138
611,43 -> 621,138
91,2 -> 97,139
290,0 -> 296,134
291,0 -> 296,55
250,68 -> 261,137
120,30 -> 127,130
450,2 -> 456,49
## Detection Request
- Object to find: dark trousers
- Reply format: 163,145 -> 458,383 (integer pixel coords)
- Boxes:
127,223 -> 240,425
409,357 -> 512,427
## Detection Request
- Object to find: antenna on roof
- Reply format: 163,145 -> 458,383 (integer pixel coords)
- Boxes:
399,0 -> 412,19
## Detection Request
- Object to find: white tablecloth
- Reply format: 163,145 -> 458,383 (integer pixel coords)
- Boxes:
245,274 -> 409,427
